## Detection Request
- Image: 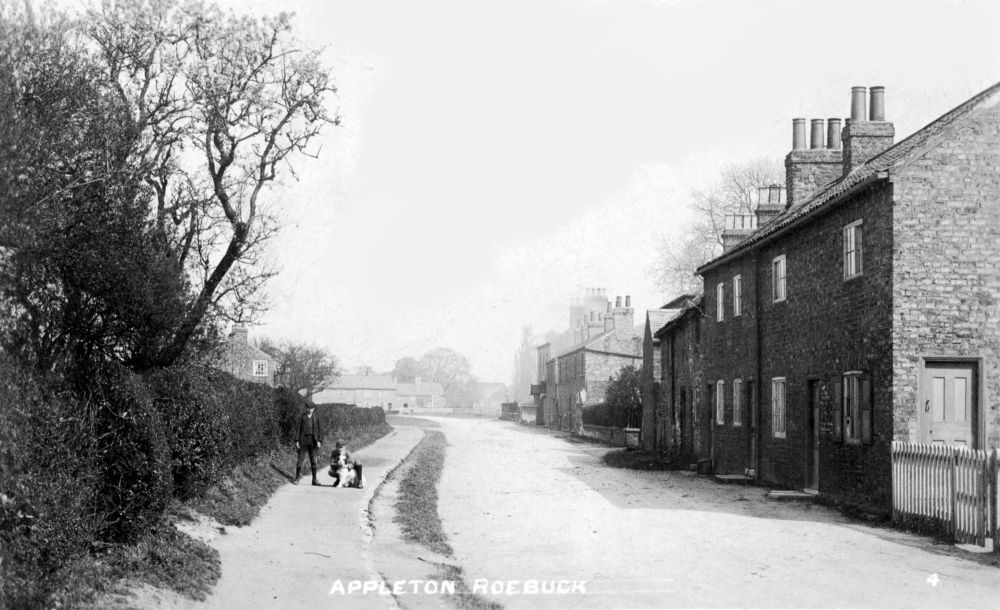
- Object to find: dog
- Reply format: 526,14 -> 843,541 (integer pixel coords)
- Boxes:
328,445 -> 364,488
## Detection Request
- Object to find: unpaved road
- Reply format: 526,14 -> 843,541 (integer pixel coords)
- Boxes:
435,417 -> 1000,609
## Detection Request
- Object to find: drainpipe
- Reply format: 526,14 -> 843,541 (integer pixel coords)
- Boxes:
753,250 -> 763,482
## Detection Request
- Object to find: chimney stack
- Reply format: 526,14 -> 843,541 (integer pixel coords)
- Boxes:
755,184 -> 786,226
842,85 -> 894,174
785,116 -> 843,209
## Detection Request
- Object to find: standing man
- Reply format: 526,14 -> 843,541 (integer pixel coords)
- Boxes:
294,403 -> 323,485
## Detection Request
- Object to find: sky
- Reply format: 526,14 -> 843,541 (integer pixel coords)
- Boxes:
183,0 -> 1000,384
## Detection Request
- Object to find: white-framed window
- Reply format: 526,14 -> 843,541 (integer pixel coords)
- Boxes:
771,377 -> 786,438
844,220 -> 863,279
715,380 -> 725,424
252,360 -> 268,377
733,275 -> 742,317
716,282 -> 724,322
772,255 -> 786,302
733,378 -> 743,426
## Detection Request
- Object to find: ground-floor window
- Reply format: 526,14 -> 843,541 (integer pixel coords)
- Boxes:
840,372 -> 872,444
732,379 -> 743,426
715,380 -> 725,424
771,377 -> 786,438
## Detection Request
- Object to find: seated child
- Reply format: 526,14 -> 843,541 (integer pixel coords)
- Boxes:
328,439 -> 364,488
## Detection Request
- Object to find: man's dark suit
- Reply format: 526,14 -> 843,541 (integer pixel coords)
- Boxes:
294,409 -> 323,485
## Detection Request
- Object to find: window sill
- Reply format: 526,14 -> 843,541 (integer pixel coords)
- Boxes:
844,272 -> 863,282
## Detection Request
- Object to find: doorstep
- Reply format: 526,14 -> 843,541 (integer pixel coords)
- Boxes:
766,489 -> 819,501
714,473 -> 754,485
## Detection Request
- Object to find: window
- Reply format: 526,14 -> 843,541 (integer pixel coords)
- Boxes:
733,379 -> 743,426
772,255 -> 786,302
840,372 -> 872,444
715,380 -> 725,424
844,220 -> 863,279
716,283 -> 724,322
771,378 -> 786,437
733,275 -> 742,317
252,360 -> 268,377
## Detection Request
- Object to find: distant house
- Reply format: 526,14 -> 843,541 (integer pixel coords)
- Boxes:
395,379 -> 446,412
471,382 -> 509,417
640,296 -> 692,451
312,373 -> 397,409
216,324 -> 277,387
532,289 -> 642,433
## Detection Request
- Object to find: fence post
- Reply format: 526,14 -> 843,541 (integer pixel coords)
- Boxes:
992,449 -> 999,554
950,449 -> 958,541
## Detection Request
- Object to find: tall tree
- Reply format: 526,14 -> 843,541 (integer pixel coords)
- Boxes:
257,339 -> 341,401
392,356 -> 420,383
653,158 -> 782,295
85,0 -> 337,368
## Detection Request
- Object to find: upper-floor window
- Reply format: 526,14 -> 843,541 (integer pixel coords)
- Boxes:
732,378 -> 743,426
733,275 -> 742,317
715,380 -> 725,425
716,283 -> 724,322
772,255 -> 787,302
844,220 -> 863,280
252,360 -> 268,377
771,377 -> 786,438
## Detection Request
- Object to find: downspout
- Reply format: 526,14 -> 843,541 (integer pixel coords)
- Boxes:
753,249 -> 763,481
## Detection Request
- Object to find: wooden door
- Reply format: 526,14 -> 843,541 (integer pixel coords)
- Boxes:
806,380 -> 820,490
921,362 -> 977,447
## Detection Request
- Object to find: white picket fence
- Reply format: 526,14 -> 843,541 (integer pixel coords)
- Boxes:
891,441 -> 999,550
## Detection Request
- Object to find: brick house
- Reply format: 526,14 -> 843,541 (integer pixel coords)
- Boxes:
532,289 -> 642,432
215,324 -> 277,386
640,295 -> 693,451
650,82 -> 1000,510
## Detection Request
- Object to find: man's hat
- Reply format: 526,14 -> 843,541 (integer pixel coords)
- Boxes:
335,439 -> 345,448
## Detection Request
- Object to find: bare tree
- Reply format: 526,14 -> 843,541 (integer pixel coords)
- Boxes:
85,0 -> 338,368
258,338 -> 341,401
653,157 -> 782,295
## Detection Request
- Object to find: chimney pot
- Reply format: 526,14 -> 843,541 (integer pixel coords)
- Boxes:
869,86 -> 885,121
850,86 -> 867,122
615,296 -> 622,308
827,117 -> 842,149
769,184 -> 781,203
606,302 -> 612,313
810,119 -> 825,149
757,186 -> 769,206
625,295 -> 631,308
792,118 -> 807,150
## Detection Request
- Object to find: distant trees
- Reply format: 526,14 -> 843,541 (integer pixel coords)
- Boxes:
0,0 -> 337,377
391,348 -> 479,408
653,158 -> 781,295
258,339 -> 341,401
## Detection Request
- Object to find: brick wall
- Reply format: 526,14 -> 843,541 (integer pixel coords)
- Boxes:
892,99 -> 1000,450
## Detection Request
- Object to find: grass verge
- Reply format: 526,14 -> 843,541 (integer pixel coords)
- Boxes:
390,428 -> 500,610
394,429 -> 452,555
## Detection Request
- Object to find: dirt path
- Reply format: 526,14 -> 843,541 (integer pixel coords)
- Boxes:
434,417 -> 1000,609
130,426 -> 425,609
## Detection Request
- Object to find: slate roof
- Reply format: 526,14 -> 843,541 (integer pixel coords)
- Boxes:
396,381 -> 445,397
646,309 -> 683,339
698,80 -> 1000,274
327,374 -> 397,391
